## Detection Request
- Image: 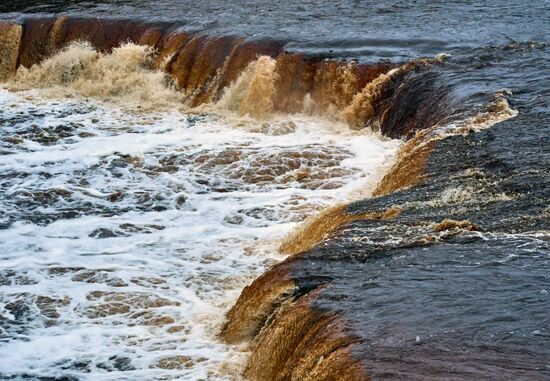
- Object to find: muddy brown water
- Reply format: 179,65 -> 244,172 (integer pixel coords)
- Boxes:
0,1 -> 549,380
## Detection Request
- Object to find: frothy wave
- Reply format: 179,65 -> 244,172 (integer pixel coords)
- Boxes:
0,87 -> 400,379
10,41 -> 181,110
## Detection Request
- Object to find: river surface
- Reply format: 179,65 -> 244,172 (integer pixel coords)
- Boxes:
0,1 -> 549,380
1,0 -> 548,62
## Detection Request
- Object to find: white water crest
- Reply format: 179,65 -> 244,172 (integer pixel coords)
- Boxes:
0,59 -> 399,380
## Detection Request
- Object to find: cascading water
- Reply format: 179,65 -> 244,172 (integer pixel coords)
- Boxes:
0,42 -> 399,380
1,3 -> 549,381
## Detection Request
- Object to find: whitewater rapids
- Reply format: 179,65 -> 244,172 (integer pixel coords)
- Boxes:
0,42 -> 400,380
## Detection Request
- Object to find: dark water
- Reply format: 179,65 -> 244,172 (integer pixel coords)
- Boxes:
1,1 -> 549,380
304,235 -> 550,380
1,1 -> 549,61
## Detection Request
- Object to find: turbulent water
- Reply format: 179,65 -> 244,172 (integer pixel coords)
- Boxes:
0,44 -> 398,379
0,1 -> 549,381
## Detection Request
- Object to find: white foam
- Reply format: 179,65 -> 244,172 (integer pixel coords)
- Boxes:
0,87 -> 400,380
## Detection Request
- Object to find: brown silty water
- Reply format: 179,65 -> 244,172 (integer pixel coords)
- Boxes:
0,15 -> 408,381
0,6 -> 548,381
0,16 -> 432,124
